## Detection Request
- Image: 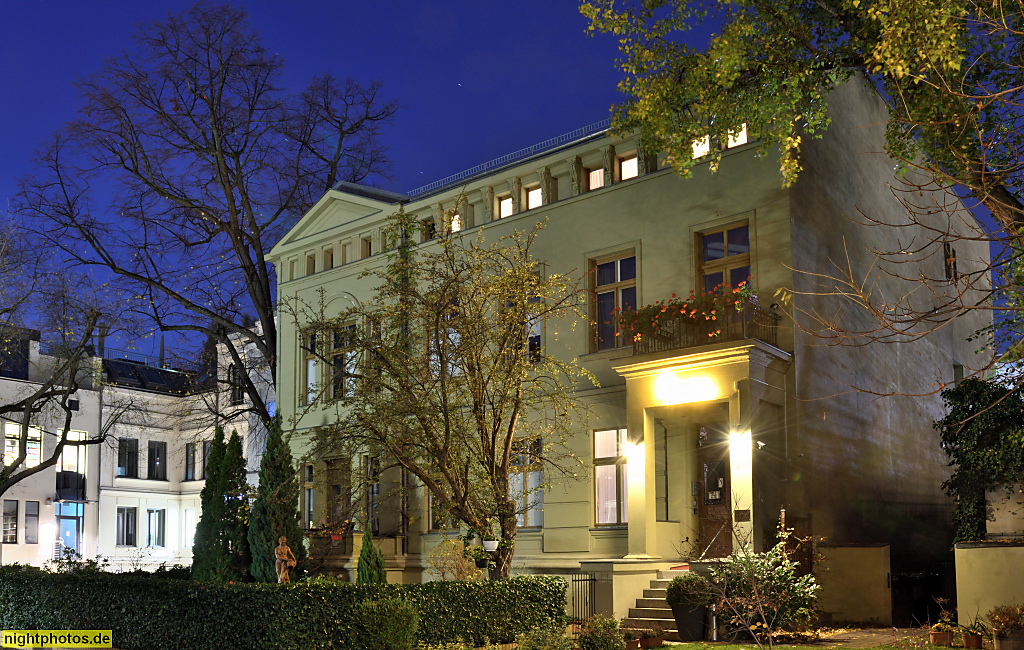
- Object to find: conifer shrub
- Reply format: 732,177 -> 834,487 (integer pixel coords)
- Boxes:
357,529 -> 388,585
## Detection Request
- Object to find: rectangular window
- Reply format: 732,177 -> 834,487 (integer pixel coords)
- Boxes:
620,156 -> 639,180
361,236 -> 373,258
422,219 -> 436,241
527,187 -> 542,210
727,124 -> 748,148
202,440 -> 212,479
588,168 -> 604,191
117,438 -> 138,478
341,242 -> 351,265
288,259 -> 296,281
302,331 -> 317,405
184,442 -> 196,481
331,325 -> 358,400
24,501 -> 38,544
944,242 -> 958,282
592,252 -> 637,351
450,213 -> 462,233
511,439 -> 544,528
147,509 -> 166,547
2,500 -> 17,543
306,254 -> 316,276
228,363 -> 245,406
3,422 -> 42,469
148,441 -> 167,481
428,493 -> 454,531
594,428 -> 628,525
116,506 -> 137,546
364,455 -> 380,536
499,196 -> 513,219
698,223 -> 750,294
323,247 -> 334,271
59,430 -> 86,473
692,135 -> 711,159
303,464 -> 314,529
182,508 -> 196,548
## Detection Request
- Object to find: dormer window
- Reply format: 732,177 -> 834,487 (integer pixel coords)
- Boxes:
527,188 -> 542,210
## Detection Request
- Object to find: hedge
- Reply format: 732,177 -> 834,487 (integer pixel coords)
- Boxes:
0,567 -> 566,650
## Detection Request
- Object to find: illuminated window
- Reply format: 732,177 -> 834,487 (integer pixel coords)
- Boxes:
592,252 -> 637,351
450,213 -> 462,233
727,124 -> 748,148
527,188 -> 542,210
594,428 -> 628,525
588,168 -> 604,191
182,508 -> 196,548
499,197 -> 513,219
620,156 -> 639,180
3,423 -> 41,469
698,223 -> 750,294
511,439 -> 543,528
59,430 -> 86,473
2,500 -> 16,543
302,331 -> 317,405
692,135 -> 711,159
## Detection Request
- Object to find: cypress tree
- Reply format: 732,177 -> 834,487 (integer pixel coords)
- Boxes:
357,528 -> 387,584
192,426 -> 227,580
222,429 -> 252,580
248,416 -> 306,582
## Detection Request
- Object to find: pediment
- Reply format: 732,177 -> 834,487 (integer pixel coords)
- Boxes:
270,189 -> 400,259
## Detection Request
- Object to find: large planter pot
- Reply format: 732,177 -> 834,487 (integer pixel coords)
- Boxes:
963,633 -> 983,649
930,631 -> 954,646
995,631 -> 1024,650
670,605 -> 706,642
639,635 -> 665,648
625,640 -> 640,650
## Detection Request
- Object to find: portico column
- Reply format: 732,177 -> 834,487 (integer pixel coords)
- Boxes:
729,379 -> 754,551
625,382 -> 659,558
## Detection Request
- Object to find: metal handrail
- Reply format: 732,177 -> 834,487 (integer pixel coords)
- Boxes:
405,118 -> 612,198
632,299 -> 781,356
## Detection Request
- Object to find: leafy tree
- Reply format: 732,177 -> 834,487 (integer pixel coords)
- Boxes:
580,0 -> 1024,382
356,529 -> 387,585
248,416 -> 306,582
221,429 -> 251,580
301,209 -> 595,578
192,426 -> 227,580
935,377 -> 1024,542
15,2 -> 398,427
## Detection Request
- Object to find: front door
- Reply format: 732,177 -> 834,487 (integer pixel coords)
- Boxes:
696,424 -> 732,558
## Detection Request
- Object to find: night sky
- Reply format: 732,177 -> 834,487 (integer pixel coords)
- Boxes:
0,1 -> 635,206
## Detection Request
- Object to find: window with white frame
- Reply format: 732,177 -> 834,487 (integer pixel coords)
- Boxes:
727,124 -> 748,148
303,464 -> 314,529
526,187 -> 542,210
2,500 -> 16,543
147,509 -> 165,547
511,439 -> 543,528
302,331 -> 317,405
692,135 -> 711,159
184,442 -> 197,481
148,440 -> 167,480
117,438 -> 139,478
620,155 -> 639,180
330,324 -> 358,400
116,506 -> 137,546
24,501 -> 38,544
594,428 -> 628,525
698,223 -> 750,294
592,252 -> 637,351
450,213 -> 462,233
59,430 -> 86,474
588,168 -> 604,191
182,508 -> 196,548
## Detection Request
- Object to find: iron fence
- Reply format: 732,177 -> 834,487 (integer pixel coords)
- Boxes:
632,297 -> 780,356
567,572 -> 596,626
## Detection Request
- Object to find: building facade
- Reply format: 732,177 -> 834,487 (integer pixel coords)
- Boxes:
270,79 -> 990,621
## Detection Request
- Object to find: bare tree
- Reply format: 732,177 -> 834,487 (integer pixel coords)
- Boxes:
15,3 -> 399,426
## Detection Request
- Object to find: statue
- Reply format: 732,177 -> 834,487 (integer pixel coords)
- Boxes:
275,535 -> 297,583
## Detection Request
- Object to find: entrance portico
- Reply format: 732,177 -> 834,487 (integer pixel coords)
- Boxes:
613,339 -> 791,560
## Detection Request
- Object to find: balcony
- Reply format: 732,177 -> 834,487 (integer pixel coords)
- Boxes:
628,295 -> 781,356
56,471 -> 86,501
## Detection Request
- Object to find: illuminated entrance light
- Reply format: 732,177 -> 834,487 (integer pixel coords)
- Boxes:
653,373 -> 718,405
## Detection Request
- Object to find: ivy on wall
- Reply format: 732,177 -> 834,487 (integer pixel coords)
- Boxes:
935,378 -> 1024,542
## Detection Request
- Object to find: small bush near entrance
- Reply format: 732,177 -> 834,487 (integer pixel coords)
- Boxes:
0,567 -> 565,650
578,615 -> 626,650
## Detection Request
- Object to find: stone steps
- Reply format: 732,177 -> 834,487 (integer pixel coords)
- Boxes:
622,567 -> 692,642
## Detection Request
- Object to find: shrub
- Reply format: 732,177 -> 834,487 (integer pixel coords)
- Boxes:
666,572 -> 715,610
578,615 -> 625,650
358,529 -> 388,585
0,570 -> 565,649
425,539 -> 483,582
709,540 -> 818,640
988,604 -> 1024,638
516,626 -> 574,650
355,598 -> 419,650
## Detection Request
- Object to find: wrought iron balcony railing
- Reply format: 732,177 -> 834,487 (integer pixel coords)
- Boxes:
631,297 -> 781,356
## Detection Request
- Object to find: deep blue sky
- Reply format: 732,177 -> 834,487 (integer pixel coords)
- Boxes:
0,0 -> 635,206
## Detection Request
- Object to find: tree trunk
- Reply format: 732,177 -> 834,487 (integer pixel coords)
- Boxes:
491,510 -> 518,580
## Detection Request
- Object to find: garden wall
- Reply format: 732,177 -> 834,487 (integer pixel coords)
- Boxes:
955,542 -> 1024,624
